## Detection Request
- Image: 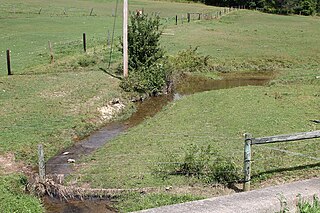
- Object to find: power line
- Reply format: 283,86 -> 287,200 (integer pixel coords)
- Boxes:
108,0 -> 119,68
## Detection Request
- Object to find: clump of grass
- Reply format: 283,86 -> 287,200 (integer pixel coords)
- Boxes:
113,192 -> 205,212
0,174 -> 43,212
77,55 -> 97,67
297,195 -> 320,213
277,194 -> 320,213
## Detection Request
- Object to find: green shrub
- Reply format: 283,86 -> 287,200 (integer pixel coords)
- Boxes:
119,61 -> 171,94
170,47 -> 212,73
153,144 -> 241,185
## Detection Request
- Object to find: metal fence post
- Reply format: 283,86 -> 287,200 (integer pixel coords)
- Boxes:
243,133 -> 252,191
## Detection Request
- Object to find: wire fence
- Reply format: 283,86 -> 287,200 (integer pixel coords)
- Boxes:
0,4 -> 242,76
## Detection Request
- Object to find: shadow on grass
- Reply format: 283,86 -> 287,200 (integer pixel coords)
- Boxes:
252,162 -> 320,179
99,67 -> 123,80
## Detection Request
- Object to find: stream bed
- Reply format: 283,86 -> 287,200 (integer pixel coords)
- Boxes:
43,72 -> 274,212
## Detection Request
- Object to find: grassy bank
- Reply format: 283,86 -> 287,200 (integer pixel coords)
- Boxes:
0,0 -> 319,212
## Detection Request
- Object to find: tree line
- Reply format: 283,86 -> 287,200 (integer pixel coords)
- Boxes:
200,0 -> 320,16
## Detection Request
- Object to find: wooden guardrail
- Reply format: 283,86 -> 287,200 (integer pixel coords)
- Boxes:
243,130 -> 320,191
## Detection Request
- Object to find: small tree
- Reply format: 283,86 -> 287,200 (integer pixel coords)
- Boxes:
119,13 -> 170,95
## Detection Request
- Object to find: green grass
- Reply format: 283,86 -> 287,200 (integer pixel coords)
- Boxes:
162,10 -> 320,69
0,69 -> 125,163
0,174 -> 43,212
0,0 -> 319,211
0,0 -> 220,75
114,192 -> 205,212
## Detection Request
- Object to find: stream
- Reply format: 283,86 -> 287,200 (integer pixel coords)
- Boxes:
43,72 -> 274,212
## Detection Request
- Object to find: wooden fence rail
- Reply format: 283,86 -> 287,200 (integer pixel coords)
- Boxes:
243,130 -> 320,191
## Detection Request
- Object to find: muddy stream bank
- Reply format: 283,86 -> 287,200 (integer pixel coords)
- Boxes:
43,72 -> 274,212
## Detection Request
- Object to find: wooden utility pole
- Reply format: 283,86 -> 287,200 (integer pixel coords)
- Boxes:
123,0 -> 128,77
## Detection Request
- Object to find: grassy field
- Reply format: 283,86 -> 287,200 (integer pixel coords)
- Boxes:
0,0 -> 219,74
0,0 -> 319,212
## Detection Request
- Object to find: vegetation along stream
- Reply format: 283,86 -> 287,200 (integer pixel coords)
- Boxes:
43,71 -> 274,212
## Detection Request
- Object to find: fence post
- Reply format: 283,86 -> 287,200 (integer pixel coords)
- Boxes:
48,41 -> 54,64
83,32 -> 86,52
38,144 -> 45,182
6,49 -> 11,75
243,133 -> 252,192
187,13 -> 190,23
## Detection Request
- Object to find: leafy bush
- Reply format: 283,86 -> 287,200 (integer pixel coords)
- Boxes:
169,47 -> 212,73
120,61 -> 171,94
119,13 -> 170,94
153,144 -> 241,185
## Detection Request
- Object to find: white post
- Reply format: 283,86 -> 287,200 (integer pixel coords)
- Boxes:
123,0 -> 128,77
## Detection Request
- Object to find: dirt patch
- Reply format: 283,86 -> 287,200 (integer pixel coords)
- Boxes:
40,90 -> 68,99
0,153 -> 27,175
98,99 -> 125,121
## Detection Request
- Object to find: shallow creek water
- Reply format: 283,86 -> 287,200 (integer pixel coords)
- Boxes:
43,72 -> 274,212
